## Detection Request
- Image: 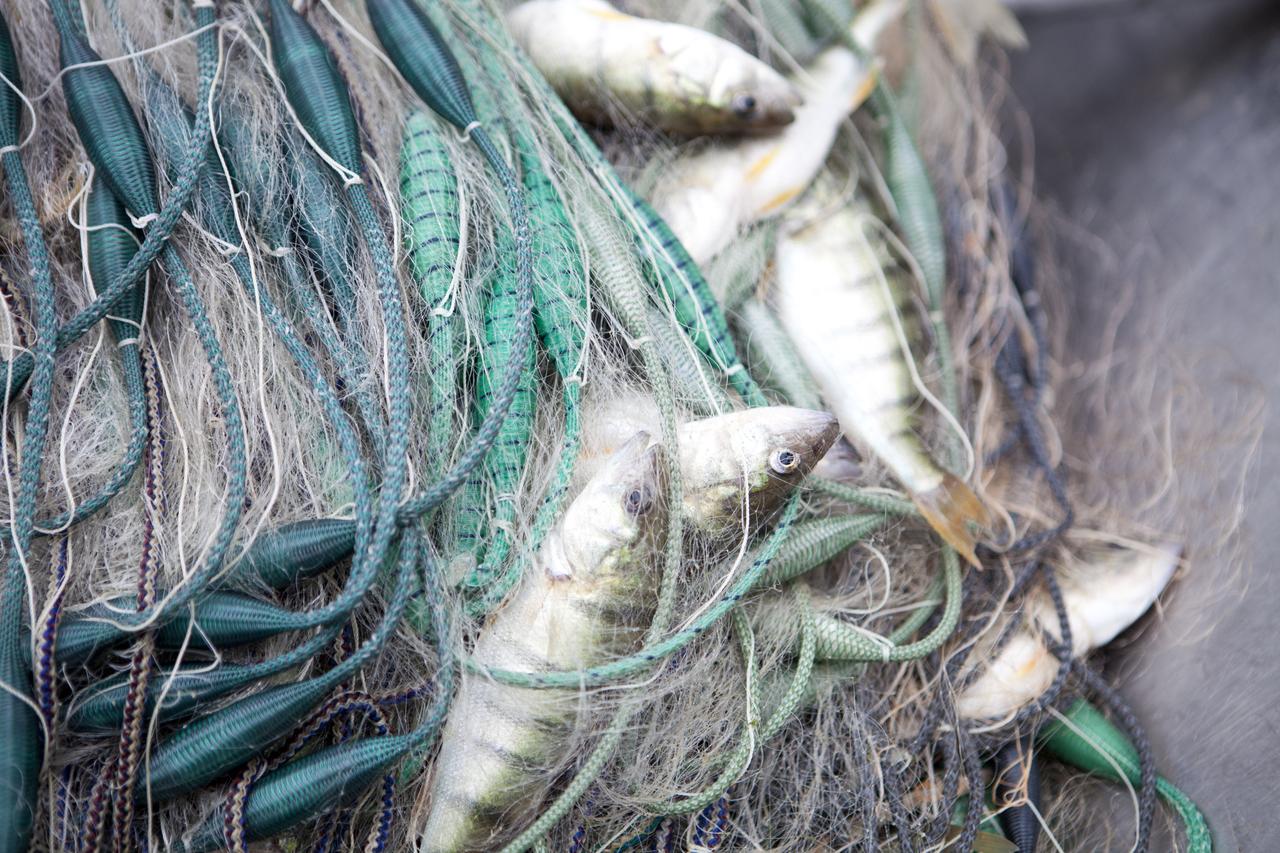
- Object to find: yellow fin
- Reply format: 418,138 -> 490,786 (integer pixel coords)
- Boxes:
912,471 -> 990,568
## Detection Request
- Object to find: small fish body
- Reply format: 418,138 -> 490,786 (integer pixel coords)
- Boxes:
650,0 -> 904,265
582,397 -> 839,537
506,0 -> 800,135
422,434 -> 668,852
956,541 -> 1181,720
774,189 -> 989,564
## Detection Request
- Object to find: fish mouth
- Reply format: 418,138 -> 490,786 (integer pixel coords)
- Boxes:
781,409 -> 841,472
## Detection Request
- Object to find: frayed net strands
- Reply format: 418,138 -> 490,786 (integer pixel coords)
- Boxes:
0,1 -> 1239,852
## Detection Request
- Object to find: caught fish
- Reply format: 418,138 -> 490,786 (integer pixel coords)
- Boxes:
582,397 -> 839,537
650,0 -> 904,265
774,188 -> 989,564
956,541 -> 1181,720
422,434 -> 667,851
507,0 -> 800,136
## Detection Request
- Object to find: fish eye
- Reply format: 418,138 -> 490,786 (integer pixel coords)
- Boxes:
623,486 -> 654,516
769,448 -> 800,475
731,93 -> 758,118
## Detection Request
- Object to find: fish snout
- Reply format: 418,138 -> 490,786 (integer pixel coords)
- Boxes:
785,409 -> 841,471
731,78 -> 802,130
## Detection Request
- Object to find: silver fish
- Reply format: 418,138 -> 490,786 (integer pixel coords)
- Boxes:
507,0 -> 800,135
582,398 -> 839,537
421,433 -> 667,851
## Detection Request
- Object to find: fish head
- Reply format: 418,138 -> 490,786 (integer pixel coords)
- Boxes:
551,432 -> 668,600
708,63 -> 802,133
680,407 -> 839,535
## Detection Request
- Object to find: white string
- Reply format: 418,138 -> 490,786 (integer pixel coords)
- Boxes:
236,16 -> 363,187
30,22 -> 220,104
460,120 -> 482,142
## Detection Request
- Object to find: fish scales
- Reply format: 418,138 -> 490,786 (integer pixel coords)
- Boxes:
776,193 -> 988,564
423,435 -> 667,851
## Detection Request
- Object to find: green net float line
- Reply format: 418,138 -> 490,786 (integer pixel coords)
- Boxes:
735,298 -> 824,411
399,109 -> 463,482
138,529 -> 417,804
0,11 -> 58,846
53,591 -> 315,668
456,231 -> 537,587
179,535 -> 456,851
65,619 -> 345,735
0,7 -> 217,401
648,305 -> 735,416
367,0 -> 538,538
758,514 -> 886,587
1040,699 -> 1212,853
807,547 -> 960,662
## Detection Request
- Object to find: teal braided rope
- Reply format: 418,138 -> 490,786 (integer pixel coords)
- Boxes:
343,183 -> 412,616
808,547 -> 960,662
647,609 -> 763,818
1155,778 -> 1212,853
148,243 -> 248,620
0,8 -> 218,398
473,492 -> 803,690
809,475 -> 919,518
102,31 -> 380,629
0,146 -> 59,853
28,179 -> 147,533
462,383 -> 581,618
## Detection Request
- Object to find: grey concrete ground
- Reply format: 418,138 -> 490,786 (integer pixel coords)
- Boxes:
1010,1 -> 1280,849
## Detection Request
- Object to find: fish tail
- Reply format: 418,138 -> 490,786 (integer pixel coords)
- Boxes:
912,471 -> 989,567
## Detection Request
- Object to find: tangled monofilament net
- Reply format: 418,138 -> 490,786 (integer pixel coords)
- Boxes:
0,1 -> 1252,852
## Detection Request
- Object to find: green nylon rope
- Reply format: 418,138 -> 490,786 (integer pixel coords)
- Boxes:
0,146 -> 60,853
0,12 -> 218,400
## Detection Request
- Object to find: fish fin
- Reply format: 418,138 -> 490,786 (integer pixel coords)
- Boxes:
912,471 -> 989,567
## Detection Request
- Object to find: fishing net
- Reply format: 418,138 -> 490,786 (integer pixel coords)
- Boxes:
0,0 -> 1249,851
